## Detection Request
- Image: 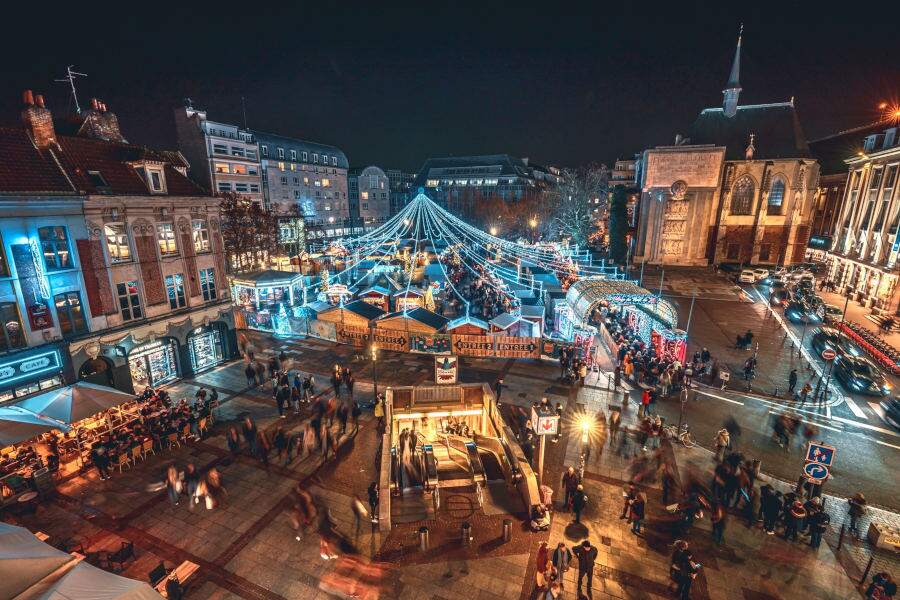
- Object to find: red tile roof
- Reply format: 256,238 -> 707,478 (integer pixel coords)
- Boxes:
0,127 -> 74,194
0,126 -> 208,197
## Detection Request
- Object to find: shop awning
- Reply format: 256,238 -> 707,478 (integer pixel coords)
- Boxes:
0,406 -> 68,446
24,559 -> 164,600
17,382 -> 134,425
0,523 -> 78,599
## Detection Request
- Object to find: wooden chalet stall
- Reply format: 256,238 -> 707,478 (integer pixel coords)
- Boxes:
316,299 -> 385,328
446,315 -> 490,336
374,307 -> 448,334
489,312 -> 528,336
393,287 -> 426,311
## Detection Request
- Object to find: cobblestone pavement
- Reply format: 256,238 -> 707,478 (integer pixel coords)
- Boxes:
4,330 -> 892,599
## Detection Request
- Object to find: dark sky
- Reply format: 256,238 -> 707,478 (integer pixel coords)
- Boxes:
2,1 -> 898,172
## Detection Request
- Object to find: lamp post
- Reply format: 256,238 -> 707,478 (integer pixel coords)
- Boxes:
815,292 -> 851,403
370,343 -> 379,403
529,217 -> 538,243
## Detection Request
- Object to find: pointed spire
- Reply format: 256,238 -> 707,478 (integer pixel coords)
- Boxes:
722,24 -> 743,118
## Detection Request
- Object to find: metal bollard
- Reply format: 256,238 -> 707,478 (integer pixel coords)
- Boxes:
860,555 -> 875,584
502,518 -> 512,542
418,526 -> 429,552
461,521 -> 473,546
773,387 -> 780,397
837,524 -> 845,551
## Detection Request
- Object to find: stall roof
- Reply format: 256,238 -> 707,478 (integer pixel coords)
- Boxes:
17,382 -> 135,425
304,300 -> 333,314
446,315 -> 490,331
0,406 -> 68,447
358,285 -> 392,297
489,312 -> 521,330
396,286 -> 425,297
231,269 -> 303,288
519,304 -> 545,319
423,264 -> 446,281
379,307 -> 449,330
342,299 -> 385,321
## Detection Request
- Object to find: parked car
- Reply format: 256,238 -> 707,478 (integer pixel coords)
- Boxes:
785,300 -> 821,324
739,269 -> 756,284
833,355 -> 891,396
881,397 -> 900,430
811,327 -> 862,359
823,304 -> 844,323
752,268 -> 771,284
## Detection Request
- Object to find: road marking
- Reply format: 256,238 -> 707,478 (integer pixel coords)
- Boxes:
875,439 -> 900,450
830,414 -> 900,438
696,390 -> 745,405
826,405 -> 832,419
843,396 -> 868,420
868,401 -> 887,421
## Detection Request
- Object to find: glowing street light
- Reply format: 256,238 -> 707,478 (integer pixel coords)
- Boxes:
489,226 -> 498,236
370,343 -> 379,403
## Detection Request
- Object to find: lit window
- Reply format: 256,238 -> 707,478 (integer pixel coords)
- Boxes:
104,223 -> 131,263
315,180 -> 321,187
278,162 -> 285,171
730,176 -> 754,215
156,223 -> 178,256
38,226 -> 72,271
361,191 -> 369,200
53,292 -> 88,336
0,302 -> 26,350
116,281 -> 143,321
303,177 -> 310,185
165,273 -> 186,309
200,268 -> 217,301
192,219 -> 210,253
322,178 -> 330,187
214,162 -> 230,174
767,178 -> 785,215
232,164 -> 247,175
290,164 -> 296,171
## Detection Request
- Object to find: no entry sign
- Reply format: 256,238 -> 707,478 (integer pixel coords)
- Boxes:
821,348 -> 836,361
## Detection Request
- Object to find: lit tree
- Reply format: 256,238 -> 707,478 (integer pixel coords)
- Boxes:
219,192 -> 280,273
545,165 -> 609,246
607,185 -> 629,264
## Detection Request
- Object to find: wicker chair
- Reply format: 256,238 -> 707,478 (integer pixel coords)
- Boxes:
115,453 -> 130,473
130,445 -> 142,463
167,432 -> 180,450
141,439 -> 155,459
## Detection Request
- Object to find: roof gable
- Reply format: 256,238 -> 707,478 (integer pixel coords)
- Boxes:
0,127 -> 75,194
688,103 -> 811,161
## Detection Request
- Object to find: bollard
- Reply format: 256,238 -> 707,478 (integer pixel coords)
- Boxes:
502,518 -> 512,542
860,555 -> 875,584
461,521 -> 472,546
837,524 -> 845,551
418,526 -> 429,552
773,387 -> 780,397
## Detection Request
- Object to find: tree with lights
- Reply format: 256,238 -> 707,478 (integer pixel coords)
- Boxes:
220,192 -> 280,273
608,185 -> 629,264
546,165 -> 609,245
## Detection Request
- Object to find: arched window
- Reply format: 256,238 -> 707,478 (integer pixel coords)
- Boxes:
767,178 -> 785,215
730,176 -> 755,215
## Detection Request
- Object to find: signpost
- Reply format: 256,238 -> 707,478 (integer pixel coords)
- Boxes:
805,441 -> 836,466
434,356 -> 458,385
802,441 -> 836,493
803,461 -> 830,483
821,348 -> 836,361
531,405 -> 560,486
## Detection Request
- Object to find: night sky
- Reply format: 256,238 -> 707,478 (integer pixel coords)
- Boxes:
2,2 -> 897,172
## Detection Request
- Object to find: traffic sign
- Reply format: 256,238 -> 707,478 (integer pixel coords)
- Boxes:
805,442 -> 836,467
821,348 -> 837,361
803,462 -> 830,483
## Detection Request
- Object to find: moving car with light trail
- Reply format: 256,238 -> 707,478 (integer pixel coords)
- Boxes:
833,355 -> 892,397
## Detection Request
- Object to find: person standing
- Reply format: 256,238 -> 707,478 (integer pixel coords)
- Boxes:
494,378 -> 504,403
784,500 -> 806,541
367,481 -> 379,523
675,550 -> 700,600
166,465 -> 181,506
276,383 -> 290,418
245,362 -> 257,387
331,370 -> 342,398
534,541 -> 551,592
561,466 -> 580,510
573,539 -> 598,596
788,369 -> 798,395
91,441 -> 110,481
551,542 -> 572,590
621,484 -> 636,519
711,504 -> 726,544
572,484 -> 588,523
761,489 -> 781,534
639,389 -> 651,418
713,429 -> 730,463
808,505 -> 830,549
848,492 -> 867,537
630,492 -> 646,534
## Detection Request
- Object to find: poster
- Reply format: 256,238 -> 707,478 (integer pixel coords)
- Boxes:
307,319 -> 337,342
435,355 -> 458,385
409,333 -> 452,355
337,324 -> 370,347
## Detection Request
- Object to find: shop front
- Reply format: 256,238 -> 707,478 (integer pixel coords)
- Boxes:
127,338 -> 180,389
0,342 -> 73,405
186,323 -> 227,374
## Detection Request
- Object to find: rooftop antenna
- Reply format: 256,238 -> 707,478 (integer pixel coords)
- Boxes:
54,65 -> 88,113
241,96 -> 248,129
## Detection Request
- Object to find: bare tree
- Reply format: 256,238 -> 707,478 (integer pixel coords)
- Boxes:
220,192 -> 280,273
545,165 -> 609,246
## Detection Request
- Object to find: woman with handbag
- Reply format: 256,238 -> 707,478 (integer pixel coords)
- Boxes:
534,541 -> 554,591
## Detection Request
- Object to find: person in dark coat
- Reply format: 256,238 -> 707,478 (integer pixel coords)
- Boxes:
808,506 -> 830,549
761,489 -> 782,534
572,539 -> 597,595
561,467 -> 580,510
630,492 -> 646,534
572,484 -> 588,523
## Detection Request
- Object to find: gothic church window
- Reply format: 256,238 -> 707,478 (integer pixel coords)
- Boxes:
730,176 -> 755,215
766,178 -> 785,215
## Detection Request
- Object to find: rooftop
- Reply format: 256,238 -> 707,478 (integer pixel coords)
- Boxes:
688,102 -> 811,161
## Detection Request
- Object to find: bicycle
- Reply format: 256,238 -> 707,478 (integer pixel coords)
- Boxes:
663,423 -> 695,448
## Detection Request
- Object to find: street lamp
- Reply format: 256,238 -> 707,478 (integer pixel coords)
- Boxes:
489,226 -> 498,236
370,343 -> 379,403
529,217 -> 538,242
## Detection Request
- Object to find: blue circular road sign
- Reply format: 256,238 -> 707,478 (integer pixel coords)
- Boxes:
803,462 -> 830,482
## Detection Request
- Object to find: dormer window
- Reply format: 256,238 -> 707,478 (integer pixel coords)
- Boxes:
87,170 -> 109,189
137,165 -> 167,194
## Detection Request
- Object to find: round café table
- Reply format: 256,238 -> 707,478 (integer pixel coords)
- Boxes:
17,491 -> 39,515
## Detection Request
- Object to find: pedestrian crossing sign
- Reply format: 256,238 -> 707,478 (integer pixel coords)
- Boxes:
805,442 -> 836,467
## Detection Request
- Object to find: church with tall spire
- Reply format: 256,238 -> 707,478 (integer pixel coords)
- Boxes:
632,26 -> 820,268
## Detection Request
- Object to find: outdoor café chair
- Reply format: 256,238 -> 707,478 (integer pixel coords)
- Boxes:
115,453 -> 130,473
167,433 -> 180,450
198,418 -> 208,437
130,445 -> 142,463
179,424 -> 191,442
141,439 -> 155,459
108,541 -> 135,572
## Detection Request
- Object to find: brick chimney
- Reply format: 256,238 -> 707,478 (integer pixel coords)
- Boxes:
21,90 -> 57,149
76,97 -> 127,143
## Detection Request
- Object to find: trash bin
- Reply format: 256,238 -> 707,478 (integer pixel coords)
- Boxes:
461,521 -> 472,546
418,526 -> 429,551
540,485 -> 553,507
502,518 -> 512,542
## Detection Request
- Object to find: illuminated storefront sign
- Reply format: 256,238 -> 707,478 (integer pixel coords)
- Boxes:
0,350 -> 62,387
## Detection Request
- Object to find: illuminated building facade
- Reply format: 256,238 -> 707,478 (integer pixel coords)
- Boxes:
349,166 -> 391,226
0,91 -> 236,402
828,126 -> 900,312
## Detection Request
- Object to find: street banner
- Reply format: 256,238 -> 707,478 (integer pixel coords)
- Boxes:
409,333 -> 452,355
371,328 -> 409,352
452,334 -> 495,357
493,336 -> 541,359
308,319 -> 337,342
435,355 -> 458,384
336,324 -> 370,347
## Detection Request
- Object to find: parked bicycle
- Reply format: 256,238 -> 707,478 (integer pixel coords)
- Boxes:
663,423 -> 695,448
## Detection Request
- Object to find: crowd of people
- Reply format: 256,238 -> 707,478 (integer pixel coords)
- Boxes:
441,252 -> 517,319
